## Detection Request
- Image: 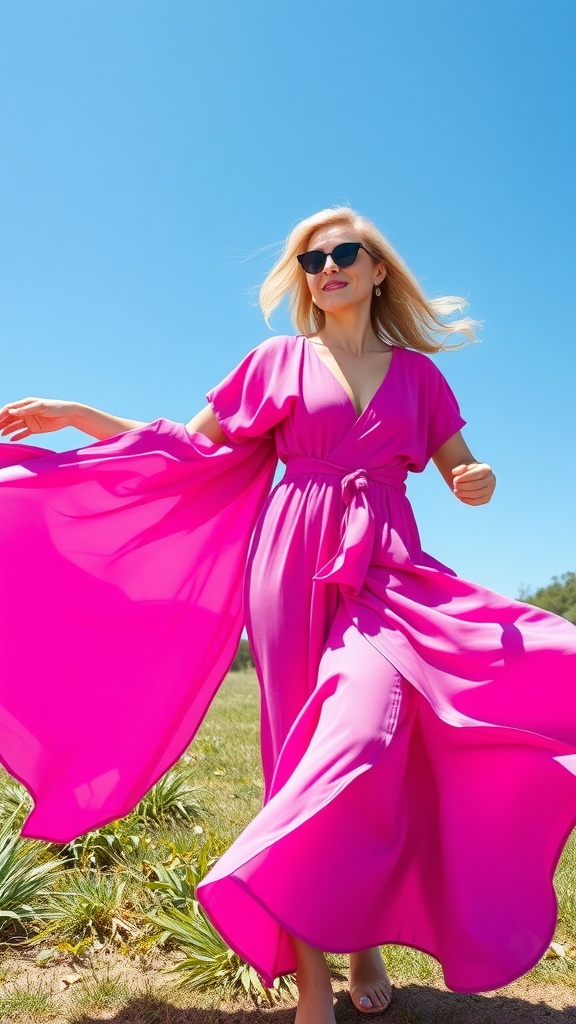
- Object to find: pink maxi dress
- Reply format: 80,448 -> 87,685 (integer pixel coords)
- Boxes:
1,333 -> 575,995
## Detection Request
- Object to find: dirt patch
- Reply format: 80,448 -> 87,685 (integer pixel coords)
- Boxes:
1,949 -> 575,1024
333,976 -> 576,1023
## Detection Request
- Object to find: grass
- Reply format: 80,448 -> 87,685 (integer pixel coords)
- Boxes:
0,778 -> 33,830
181,671 -> 576,987
551,827 -> 576,942
0,985 -> 54,1021
0,813 -> 63,940
66,963 -> 133,1014
186,671 -> 264,846
131,770 -> 206,826
0,667 -> 574,1023
145,897 -> 298,1004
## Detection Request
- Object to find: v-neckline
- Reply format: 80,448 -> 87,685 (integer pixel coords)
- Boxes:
303,335 -> 397,421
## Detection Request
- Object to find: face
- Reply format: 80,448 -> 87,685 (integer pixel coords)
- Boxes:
302,224 -> 386,318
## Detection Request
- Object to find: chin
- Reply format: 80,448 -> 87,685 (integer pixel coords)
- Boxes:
319,297 -> 357,314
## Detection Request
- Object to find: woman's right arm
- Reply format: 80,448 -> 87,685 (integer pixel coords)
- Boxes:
0,398 -> 229,445
185,405 -> 228,445
0,399 -> 146,442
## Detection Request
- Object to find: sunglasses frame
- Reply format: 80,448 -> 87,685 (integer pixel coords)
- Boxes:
296,241 -> 371,275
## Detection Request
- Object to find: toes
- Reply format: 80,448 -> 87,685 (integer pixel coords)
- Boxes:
353,984 -> 393,1014
377,981 -> 392,1003
355,987 -> 389,1012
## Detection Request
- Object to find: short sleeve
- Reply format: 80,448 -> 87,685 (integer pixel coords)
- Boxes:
206,335 -> 298,442
424,359 -> 467,463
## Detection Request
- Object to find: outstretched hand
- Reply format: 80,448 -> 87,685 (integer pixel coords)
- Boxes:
452,463 -> 496,505
0,398 -> 76,442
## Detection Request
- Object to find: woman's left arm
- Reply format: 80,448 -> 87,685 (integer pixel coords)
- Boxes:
432,431 -> 496,506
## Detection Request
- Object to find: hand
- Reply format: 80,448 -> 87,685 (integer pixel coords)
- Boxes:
452,463 -> 496,506
0,398 -> 77,442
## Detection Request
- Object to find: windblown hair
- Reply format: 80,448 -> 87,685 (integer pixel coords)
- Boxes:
259,207 -> 479,352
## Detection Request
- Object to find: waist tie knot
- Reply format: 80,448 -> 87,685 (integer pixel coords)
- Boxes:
283,457 -> 407,596
341,468 -> 369,506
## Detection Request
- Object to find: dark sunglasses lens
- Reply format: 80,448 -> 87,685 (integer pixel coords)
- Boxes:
298,251 -> 326,274
297,242 -> 363,274
332,243 -> 361,267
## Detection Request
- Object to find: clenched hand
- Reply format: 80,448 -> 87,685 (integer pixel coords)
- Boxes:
452,463 -> 496,506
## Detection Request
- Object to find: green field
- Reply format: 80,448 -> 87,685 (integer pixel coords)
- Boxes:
0,670 -> 574,1023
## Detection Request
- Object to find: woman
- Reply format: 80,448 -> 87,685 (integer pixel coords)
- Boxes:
1,208 -> 575,1023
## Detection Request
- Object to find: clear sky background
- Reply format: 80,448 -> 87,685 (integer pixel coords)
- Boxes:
1,0 -> 574,599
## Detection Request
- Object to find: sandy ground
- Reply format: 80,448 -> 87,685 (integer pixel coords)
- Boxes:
1,948 -> 575,1024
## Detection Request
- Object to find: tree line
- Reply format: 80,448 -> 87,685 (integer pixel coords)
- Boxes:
519,571 -> 576,625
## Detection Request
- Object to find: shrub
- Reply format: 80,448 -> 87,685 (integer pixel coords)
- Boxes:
32,868 -> 137,945
58,821 -> 152,871
147,899 -> 296,1003
0,774 -> 33,830
131,770 -> 205,825
0,812 -> 62,939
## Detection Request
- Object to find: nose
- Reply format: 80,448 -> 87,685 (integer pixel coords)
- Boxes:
322,255 -> 339,273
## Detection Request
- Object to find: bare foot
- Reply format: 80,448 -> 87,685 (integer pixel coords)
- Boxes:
294,982 -> 336,1024
348,946 -> 392,1014
293,936 -> 336,1024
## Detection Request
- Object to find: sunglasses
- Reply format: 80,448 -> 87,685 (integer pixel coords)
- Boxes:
297,241 -> 370,275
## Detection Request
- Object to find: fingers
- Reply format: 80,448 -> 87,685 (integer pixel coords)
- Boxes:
0,399 -> 41,429
0,399 -> 63,440
1,415 -> 24,437
0,397 -> 40,415
451,462 -> 492,481
0,410 -> 34,438
6,428 -> 32,442
9,401 -> 43,416
457,493 -> 492,506
2,422 -> 31,440
452,462 -> 496,505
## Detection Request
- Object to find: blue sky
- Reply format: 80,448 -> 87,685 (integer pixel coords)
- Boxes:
1,0 -> 574,598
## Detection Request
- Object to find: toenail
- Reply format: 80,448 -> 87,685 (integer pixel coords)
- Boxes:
359,996 -> 372,1007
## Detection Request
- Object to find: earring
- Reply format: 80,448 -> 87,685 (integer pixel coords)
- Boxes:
313,303 -> 322,316
374,285 -> 382,297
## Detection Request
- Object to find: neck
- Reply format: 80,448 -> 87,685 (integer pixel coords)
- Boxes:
315,307 -> 384,356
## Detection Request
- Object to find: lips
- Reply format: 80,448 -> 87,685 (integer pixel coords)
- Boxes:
322,281 -> 347,291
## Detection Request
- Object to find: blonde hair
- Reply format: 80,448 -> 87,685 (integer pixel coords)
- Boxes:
259,207 -> 479,352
